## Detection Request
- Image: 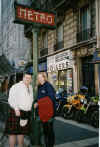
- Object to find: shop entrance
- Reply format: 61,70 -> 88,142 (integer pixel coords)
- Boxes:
82,56 -> 95,96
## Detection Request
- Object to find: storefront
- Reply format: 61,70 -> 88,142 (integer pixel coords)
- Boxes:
47,50 -> 74,94
72,46 -> 96,96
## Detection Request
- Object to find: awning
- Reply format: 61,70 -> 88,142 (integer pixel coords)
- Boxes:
0,55 -> 15,76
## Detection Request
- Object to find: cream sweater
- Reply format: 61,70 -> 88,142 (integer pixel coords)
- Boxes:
8,81 -> 33,111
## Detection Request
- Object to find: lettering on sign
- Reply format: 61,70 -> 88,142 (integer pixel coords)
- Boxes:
14,3 -> 56,28
47,50 -> 74,72
47,62 -> 69,72
55,51 -> 73,62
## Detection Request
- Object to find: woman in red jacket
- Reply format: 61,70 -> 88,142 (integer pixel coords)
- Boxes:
34,72 -> 56,147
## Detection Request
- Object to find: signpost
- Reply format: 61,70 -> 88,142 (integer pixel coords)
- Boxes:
14,2 -> 56,146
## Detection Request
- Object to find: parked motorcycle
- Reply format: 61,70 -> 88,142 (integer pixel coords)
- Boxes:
56,88 -> 67,116
62,86 -> 99,128
63,86 -> 88,119
63,93 -> 85,119
75,96 -> 99,128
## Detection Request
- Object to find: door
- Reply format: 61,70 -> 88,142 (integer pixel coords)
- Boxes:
82,56 -> 95,96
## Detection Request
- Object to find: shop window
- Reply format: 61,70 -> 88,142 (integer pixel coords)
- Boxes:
57,69 -> 73,95
38,62 -> 47,72
54,23 -> 64,51
77,5 -> 93,42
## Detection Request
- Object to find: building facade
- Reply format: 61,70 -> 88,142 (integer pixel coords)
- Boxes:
37,0 -> 99,96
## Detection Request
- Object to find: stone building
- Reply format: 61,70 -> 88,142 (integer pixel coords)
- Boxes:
17,0 -> 99,96
36,0 -> 99,96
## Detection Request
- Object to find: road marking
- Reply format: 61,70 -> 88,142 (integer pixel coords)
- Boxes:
55,137 -> 98,147
55,117 -> 98,133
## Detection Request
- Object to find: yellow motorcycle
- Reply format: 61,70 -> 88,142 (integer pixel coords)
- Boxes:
63,94 -> 85,119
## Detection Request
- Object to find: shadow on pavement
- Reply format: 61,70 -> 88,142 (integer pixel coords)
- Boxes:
54,120 -> 98,145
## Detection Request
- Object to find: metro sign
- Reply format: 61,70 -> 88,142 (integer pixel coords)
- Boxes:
14,3 -> 56,29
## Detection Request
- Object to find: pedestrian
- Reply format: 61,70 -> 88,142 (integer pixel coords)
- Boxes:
5,71 -> 33,147
34,72 -> 56,147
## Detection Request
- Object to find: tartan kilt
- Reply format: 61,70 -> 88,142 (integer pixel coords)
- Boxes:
4,108 -> 31,135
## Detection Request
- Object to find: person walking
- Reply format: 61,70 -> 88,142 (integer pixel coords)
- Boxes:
34,73 -> 56,147
5,71 -> 33,147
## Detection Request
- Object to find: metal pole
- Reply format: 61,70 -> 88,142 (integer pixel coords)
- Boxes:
32,28 -> 38,99
30,28 -> 42,146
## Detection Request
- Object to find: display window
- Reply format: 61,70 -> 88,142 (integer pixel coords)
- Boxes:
48,69 -> 73,95
57,69 -> 73,95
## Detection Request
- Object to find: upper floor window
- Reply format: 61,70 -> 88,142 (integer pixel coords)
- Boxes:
77,5 -> 93,42
40,32 -> 48,57
54,23 -> 64,51
42,32 -> 48,49
57,24 -> 63,43
80,6 -> 91,30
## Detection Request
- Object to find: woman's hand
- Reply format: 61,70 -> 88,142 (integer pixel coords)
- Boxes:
34,103 -> 38,109
15,110 -> 20,117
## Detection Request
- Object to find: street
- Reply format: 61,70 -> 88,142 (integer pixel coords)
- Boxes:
54,117 -> 98,147
0,117 -> 98,147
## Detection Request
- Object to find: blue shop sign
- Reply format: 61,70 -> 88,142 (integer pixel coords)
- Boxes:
92,50 -> 100,64
39,62 -> 47,72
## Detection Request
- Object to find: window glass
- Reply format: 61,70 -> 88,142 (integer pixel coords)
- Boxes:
57,69 -> 73,95
57,24 -> 63,42
43,32 -> 48,48
80,6 -> 90,31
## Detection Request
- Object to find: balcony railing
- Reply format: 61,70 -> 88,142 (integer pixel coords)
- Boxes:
40,48 -> 48,57
54,41 -> 64,51
77,28 -> 94,43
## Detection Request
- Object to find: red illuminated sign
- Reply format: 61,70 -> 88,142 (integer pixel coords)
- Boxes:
14,3 -> 56,29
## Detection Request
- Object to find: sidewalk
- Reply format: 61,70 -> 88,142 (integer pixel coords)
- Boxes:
0,117 -> 99,147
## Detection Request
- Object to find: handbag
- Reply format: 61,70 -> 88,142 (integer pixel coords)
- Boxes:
38,96 -> 54,122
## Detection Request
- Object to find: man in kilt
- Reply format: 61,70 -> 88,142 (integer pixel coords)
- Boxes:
5,71 -> 33,147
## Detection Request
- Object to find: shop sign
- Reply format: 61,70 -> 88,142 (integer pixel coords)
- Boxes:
38,62 -> 47,72
14,3 -> 56,29
18,60 -> 26,67
47,50 -> 74,72
55,51 -> 73,62
92,50 -> 100,63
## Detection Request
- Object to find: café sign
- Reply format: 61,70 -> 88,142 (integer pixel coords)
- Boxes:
14,3 -> 56,29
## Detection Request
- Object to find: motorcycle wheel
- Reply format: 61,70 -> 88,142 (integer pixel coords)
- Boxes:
63,107 -> 74,119
90,110 -> 99,128
74,110 -> 82,122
